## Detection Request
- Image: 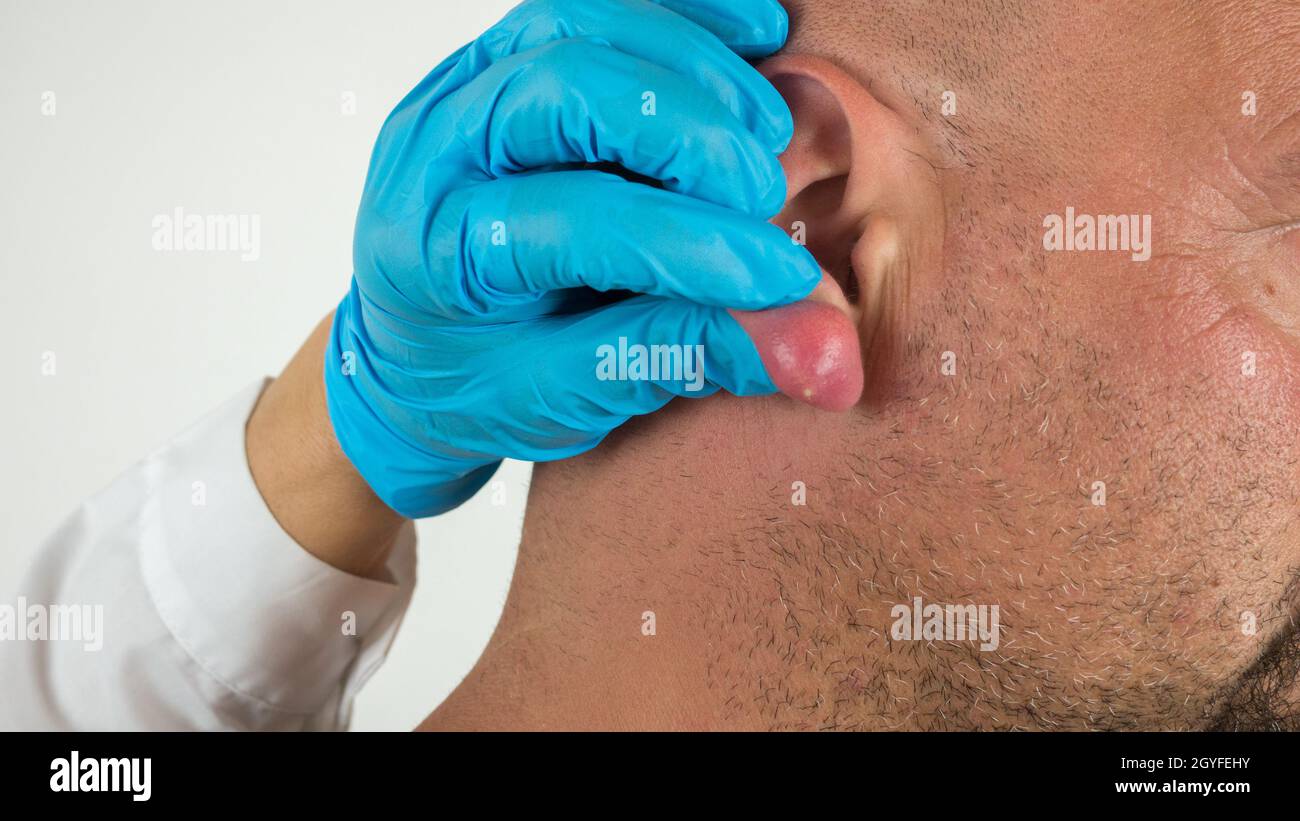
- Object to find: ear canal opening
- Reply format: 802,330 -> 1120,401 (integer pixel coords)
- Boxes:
840,257 -> 861,304
783,174 -> 861,306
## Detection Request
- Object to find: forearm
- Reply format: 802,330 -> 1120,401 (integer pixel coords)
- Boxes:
246,314 -> 406,580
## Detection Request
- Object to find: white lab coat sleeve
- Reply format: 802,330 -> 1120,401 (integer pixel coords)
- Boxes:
0,379 -> 417,731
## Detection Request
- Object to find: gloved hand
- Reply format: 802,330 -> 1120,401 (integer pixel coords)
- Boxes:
325,0 -> 822,518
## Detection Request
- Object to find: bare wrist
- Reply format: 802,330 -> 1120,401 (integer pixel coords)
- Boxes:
246,313 -> 406,580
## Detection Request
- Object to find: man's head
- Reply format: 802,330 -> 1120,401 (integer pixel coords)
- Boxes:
426,0 -> 1300,730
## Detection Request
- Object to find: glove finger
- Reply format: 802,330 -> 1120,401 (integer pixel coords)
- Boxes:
563,292 -> 778,402
424,170 -> 819,319
386,293 -> 774,463
652,0 -> 790,59
440,38 -> 786,216
469,0 -> 794,152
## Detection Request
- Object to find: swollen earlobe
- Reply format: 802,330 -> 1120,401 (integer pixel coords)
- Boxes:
730,274 -> 865,412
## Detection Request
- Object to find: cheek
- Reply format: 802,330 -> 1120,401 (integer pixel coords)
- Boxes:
1116,264 -> 1300,446
1078,277 -> 1300,619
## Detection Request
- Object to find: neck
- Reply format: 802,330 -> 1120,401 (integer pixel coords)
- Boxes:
420,395 -> 909,731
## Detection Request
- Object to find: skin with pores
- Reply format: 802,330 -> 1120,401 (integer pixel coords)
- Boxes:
413,0 -> 1300,730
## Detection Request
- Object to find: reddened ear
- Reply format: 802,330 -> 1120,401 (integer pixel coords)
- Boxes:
760,54 -> 944,355
729,55 -> 943,410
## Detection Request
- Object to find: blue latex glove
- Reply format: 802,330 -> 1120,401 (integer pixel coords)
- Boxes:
325,0 -> 821,518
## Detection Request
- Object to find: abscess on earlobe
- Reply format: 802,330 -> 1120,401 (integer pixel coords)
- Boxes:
731,296 -> 864,411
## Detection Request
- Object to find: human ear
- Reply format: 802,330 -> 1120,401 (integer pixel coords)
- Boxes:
731,54 -> 944,408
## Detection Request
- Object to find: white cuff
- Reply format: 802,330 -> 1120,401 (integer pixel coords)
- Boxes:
137,379 -> 416,723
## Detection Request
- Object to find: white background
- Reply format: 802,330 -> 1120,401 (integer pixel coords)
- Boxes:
0,0 -> 526,729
